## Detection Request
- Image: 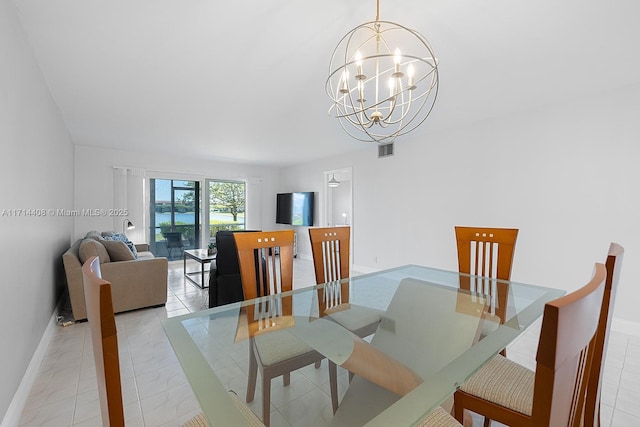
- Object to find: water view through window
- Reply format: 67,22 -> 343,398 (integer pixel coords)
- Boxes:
150,179 -> 200,259
149,178 -> 245,259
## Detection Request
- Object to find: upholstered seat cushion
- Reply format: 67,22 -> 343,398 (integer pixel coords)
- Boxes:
416,406 -> 462,426
325,303 -> 384,332
459,354 -> 534,416
254,330 -> 315,366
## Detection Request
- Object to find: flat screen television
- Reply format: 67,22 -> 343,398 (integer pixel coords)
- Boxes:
276,192 -> 314,226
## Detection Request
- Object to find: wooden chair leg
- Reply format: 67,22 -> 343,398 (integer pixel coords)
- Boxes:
246,341 -> 258,403
483,417 -> 492,427
262,375 -> 271,427
329,361 -> 339,413
283,372 -> 290,386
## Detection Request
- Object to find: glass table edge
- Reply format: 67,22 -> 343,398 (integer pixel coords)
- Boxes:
161,313 -> 252,425
162,264 -> 566,426
364,285 -> 566,427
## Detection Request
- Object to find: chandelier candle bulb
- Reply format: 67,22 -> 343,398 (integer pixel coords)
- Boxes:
392,48 -> 404,77
340,70 -> 349,94
407,63 -> 415,89
355,51 -> 364,78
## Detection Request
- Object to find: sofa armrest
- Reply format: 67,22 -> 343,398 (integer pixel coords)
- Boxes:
135,243 -> 149,252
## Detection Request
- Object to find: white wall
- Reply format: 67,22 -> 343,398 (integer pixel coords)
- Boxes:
0,1 -> 74,422
73,145 -> 280,243
281,83 -> 640,325
331,182 -> 352,227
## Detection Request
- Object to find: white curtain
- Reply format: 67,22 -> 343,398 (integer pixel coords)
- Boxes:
113,167 -> 146,243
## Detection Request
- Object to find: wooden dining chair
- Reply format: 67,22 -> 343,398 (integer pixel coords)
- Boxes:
455,226 -> 518,355
584,243 -> 624,427
83,256 -> 220,427
453,262 -> 607,427
417,407 -> 464,427
82,256 -> 125,427
234,230 -> 337,427
308,226 -> 384,412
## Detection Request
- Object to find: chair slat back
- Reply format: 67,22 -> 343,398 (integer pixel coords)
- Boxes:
455,227 -> 518,280
234,230 -> 295,334
532,263 -> 607,427
309,227 -> 350,283
82,256 -> 125,427
309,227 -> 350,313
455,227 -> 518,321
584,243 -> 624,426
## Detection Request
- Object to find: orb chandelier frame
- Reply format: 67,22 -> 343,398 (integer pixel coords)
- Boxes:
326,0 -> 439,143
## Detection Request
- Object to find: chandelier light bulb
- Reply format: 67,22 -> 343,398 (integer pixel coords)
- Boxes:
407,63 -> 415,89
355,51 -> 363,67
388,78 -> 395,98
392,48 -> 404,78
340,69 -> 349,94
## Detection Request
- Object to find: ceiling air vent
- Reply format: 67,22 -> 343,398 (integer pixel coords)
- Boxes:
378,142 -> 394,158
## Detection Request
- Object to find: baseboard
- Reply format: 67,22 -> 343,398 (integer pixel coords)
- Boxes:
612,317 -> 640,337
1,308 -> 59,427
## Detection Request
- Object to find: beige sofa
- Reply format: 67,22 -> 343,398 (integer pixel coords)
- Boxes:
63,231 -> 168,321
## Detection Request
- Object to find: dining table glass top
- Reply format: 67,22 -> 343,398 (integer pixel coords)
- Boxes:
162,264 -> 565,426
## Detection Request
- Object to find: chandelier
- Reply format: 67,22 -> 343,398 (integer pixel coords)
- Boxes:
326,0 -> 439,143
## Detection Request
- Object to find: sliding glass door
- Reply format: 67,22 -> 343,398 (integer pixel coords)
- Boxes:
207,179 -> 246,242
149,179 -> 201,260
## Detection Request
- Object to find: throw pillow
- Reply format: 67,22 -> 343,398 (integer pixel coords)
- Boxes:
78,239 -> 111,264
104,233 -> 139,259
85,230 -> 104,241
102,240 -> 136,261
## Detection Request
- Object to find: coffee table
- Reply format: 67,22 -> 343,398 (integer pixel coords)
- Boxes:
183,249 -> 216,288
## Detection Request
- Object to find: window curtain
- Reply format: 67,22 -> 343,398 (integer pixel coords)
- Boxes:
113,167 -> 146,243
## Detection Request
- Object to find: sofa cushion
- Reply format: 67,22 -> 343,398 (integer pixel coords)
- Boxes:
137,251 -> 155,260
78,239 -> 111,264
102,240 -> 136,261
104,233 -> 139,258
85,230 -> 104,241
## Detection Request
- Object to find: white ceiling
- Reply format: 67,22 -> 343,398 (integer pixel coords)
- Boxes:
12,0 -> 640,166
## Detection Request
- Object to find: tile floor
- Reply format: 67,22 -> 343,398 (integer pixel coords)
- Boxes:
17,259 -> 640,426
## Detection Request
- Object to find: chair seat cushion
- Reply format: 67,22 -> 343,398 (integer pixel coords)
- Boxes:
459,354 -> 534,416
325,304 -> 384,333
416,406 -> 462,426
254,330 -> 315,366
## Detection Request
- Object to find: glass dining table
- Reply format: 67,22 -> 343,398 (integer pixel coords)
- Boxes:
162,264 -> 565,426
